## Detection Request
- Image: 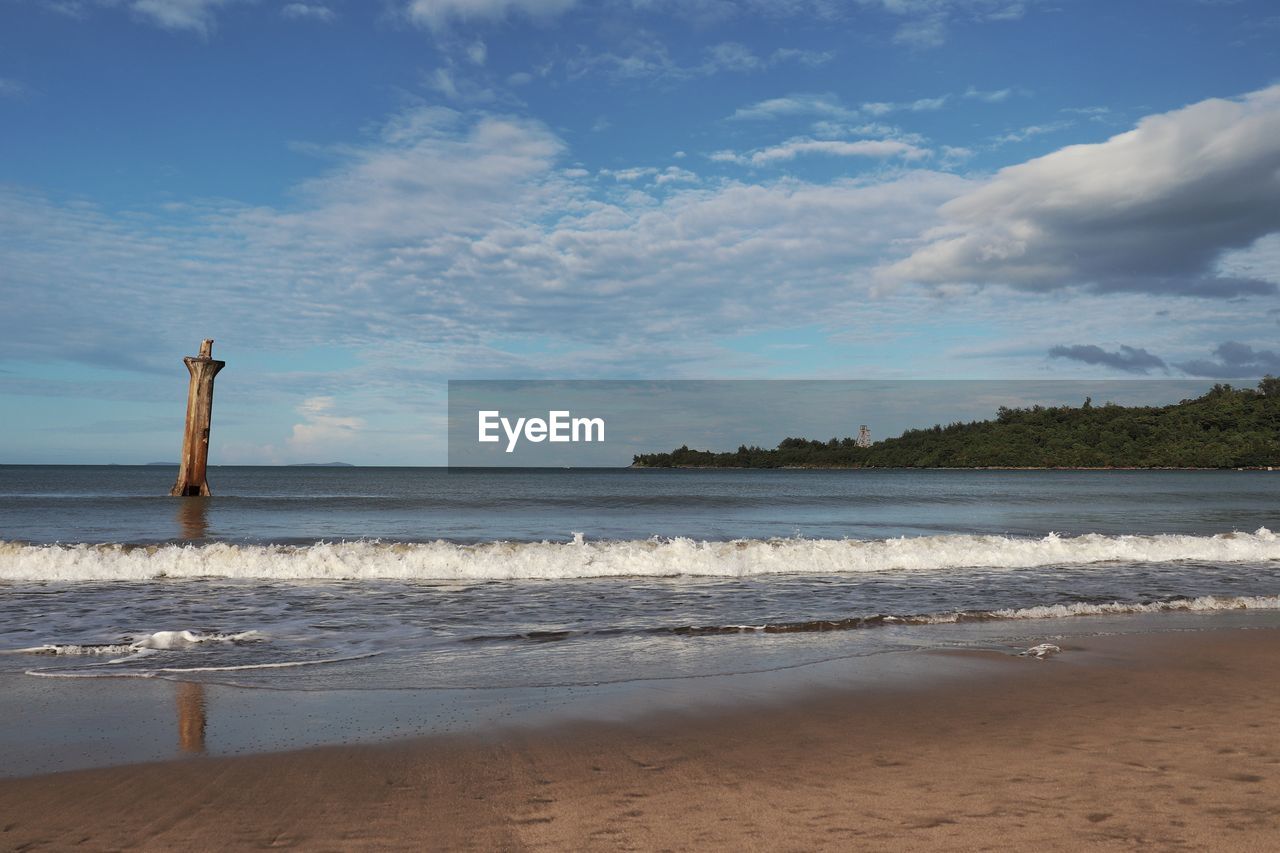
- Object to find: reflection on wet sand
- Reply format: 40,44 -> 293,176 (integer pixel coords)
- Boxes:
176,682 -> 206,753
176,498 -> 209,540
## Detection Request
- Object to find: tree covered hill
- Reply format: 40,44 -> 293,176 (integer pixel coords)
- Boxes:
632,379 -> 1280,469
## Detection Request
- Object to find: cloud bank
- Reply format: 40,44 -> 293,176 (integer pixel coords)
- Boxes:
0,105 -> 968,375
1177,342 -> 1280,378
883,85 -> 1280,298
1048,344 -> 1167,374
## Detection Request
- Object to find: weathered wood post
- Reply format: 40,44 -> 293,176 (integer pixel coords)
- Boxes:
170,339 -> 225,497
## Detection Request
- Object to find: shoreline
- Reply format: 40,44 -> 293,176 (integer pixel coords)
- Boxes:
3,623 -> 1280,849
631,463 -> 1280,471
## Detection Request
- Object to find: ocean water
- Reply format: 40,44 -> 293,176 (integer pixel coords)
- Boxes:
1,465 -> 1279,691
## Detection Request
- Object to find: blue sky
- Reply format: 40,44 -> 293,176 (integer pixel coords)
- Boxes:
1,0 -> 1279,464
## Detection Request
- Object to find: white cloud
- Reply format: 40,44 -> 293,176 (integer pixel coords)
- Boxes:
603,167 -> 658,181
128,0 -> 246,34
702,42 -> 761,72
566,36 -> 685,81
991,119 -> 1072,145
964,86 -> 1012,102
855,0 -> 1035,48
281,3 -> 334,21
0,78 -> 30,98
603,165 -> 699,185
862,95 -> 949,115
423,67 -> 504,103
223,396 -> 367,464
654,166 -> 698,185
716,138 -> 931,166
731,92 -> 948,123
286,396 -> 365,456
769,47 -> 836,67
566,36 -> 829,83
466,39 -> 488,65
892,14 -> 947,47
0,104 -> 969,377
729,94 -> 858,122
883,85 -> 1280,298
406,0 -> 576,29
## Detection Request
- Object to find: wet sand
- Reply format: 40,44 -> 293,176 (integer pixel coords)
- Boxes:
2,627 -> 1279,850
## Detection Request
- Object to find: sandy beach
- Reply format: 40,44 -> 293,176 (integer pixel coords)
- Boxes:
2,626 -> 1278,851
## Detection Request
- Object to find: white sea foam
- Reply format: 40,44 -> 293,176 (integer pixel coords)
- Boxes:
0,529 -> 1276,582
910,594 -> 1280,624
23,651 -> 382,679
1019,643 -> 1062,659
8,630 -> 262,655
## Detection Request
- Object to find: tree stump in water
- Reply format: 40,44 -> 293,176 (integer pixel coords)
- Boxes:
170,339 -> 225,497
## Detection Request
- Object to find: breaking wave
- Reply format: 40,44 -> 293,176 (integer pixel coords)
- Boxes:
0,529 -> 1277,582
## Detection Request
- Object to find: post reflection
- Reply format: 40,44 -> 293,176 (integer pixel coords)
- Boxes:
176,498 -> 210,540
176,681 -> 207,753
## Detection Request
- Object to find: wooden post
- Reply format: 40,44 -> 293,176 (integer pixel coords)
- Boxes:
170,339 -> 225,497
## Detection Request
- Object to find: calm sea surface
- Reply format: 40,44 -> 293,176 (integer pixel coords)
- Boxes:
1,465 -> 1278,692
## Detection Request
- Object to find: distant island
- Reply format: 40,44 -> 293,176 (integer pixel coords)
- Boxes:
633,379 -> 1280,470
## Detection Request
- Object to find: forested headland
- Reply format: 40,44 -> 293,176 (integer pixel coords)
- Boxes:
631,379 -> 1280,469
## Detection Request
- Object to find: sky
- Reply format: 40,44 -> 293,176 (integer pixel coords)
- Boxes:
1,0 -> 1278,464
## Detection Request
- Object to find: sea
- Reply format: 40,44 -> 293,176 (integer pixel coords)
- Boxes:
2,465 -> 1279,698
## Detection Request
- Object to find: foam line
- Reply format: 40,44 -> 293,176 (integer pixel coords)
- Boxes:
0,529 -> 1276,582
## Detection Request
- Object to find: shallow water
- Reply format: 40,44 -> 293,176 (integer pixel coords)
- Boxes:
2,466 -> 1278,543
1,466 -> 1278,691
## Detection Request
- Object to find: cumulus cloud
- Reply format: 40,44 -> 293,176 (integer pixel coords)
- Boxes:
883,85 -> 1280,298
654,166 -> 698,184
286,396 -> 365,456
1048,344 -> 1167,374
1177,342 -> 1280,378
222,396 -> 367,464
